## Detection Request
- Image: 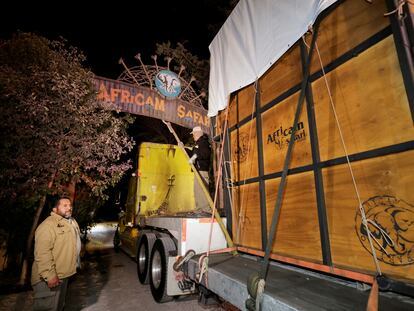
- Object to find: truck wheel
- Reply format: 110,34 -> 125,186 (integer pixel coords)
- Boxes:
137,233 -> 156,284
149,237 -> 176,302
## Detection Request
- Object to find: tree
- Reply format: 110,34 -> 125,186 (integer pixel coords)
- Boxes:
0,32 -> 134,283
154,1 -> 238,109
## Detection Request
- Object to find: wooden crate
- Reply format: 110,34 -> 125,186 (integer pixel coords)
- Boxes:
217,0 -> 414,284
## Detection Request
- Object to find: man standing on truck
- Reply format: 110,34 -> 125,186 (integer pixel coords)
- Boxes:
188,126 -> 211,213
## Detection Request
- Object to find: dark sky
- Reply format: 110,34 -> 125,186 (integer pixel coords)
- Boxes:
1,1 -> 235,79
0,1 -> 237,218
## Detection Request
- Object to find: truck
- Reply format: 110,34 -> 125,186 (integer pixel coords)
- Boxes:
115,142 -> 229,302
116,0 -> 414,310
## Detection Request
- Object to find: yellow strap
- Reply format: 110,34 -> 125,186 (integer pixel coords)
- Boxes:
366,279 -> 378,311
162,121 -> 236,251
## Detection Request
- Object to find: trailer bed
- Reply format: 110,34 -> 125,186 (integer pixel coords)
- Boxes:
188,253 -> 414,311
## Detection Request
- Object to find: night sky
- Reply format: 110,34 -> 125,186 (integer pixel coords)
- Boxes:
1,1 -> 234,79
1,1 -> 236,218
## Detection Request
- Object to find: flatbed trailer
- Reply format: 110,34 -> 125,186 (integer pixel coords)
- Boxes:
117,0 -> 414,309
186,253 -> 414,311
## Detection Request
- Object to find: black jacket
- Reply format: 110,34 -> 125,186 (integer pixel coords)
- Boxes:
193,134 -> 211,171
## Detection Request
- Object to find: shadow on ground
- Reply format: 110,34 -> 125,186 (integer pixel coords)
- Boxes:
65,249 -> 112,311
0,249 -> 113,311
0,222 -> 117,311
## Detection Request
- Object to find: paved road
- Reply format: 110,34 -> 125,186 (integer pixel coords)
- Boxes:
0,223 -> 224,311
65,248 -> 219,311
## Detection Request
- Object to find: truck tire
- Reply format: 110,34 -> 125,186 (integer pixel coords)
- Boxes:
136,233 -> 156,284
149,237 -> 176,302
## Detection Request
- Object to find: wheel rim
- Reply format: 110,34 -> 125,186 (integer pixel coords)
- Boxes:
138,243 -> 146,273
151,250 -> 162,289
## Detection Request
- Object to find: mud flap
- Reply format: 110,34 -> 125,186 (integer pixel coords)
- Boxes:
167,256 -> 195,296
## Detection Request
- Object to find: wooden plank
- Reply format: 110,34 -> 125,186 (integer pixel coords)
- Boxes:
323,150 -> 414,282
261,91 -> 313,174
216,84 -> 256,136
232,182 -> 262,249
227,94 -> 239,130
215,96 -> 234,137
224,85 -> 256,131
235,84 -> 256,127
260,44 -> 303,107
232,174 -> 323,263
309,0 -> 390,74
265,172 -> 323,263
313,36 -> 414,162
220,0 -> 390,134
220,0 -> 414,286
237,246 -> 374,284
258,0 -> 390,108
230,119 -> 259,182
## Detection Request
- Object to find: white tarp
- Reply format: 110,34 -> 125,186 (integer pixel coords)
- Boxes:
208,0 -> 338,117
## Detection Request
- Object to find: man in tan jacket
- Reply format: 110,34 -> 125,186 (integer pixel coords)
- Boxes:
31,197 -> 81,311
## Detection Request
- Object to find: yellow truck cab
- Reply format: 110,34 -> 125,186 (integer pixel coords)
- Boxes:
115,142 -> 227,302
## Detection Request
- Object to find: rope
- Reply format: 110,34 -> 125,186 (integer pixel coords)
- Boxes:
366,219 -> 395,255
162,120 -> 235,249
223,135 -> 236,219
384,0 -> 413,20
162,120 -> 237,291
258,26 -> 321,283
313,40 -> 382,275
236,81 -> 259,243
207,106 -> 230,258
206,246 -> 237,255
202,107 -> 231,287
255,279 -> 266,311
198,255 -> 209,286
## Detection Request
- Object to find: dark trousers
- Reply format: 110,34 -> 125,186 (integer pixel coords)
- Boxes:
33,278 -> 68,311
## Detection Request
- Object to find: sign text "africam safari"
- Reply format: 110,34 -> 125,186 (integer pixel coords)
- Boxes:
94,76 -> 209,133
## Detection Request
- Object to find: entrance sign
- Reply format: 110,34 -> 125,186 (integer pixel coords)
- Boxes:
94,76 -> 209,133
154,70 -> 182,98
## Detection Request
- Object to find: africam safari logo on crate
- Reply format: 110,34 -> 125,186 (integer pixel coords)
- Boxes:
266,121 -> 307,150
232,121 -> 308,163
355,195 -> 414,266
233,132 -> 250,162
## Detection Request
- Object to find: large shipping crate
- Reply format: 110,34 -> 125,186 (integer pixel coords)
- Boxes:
214,0 -> 414,286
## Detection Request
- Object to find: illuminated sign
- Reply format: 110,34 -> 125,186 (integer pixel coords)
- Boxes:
94,76 -> 209,133
154,70 -> 181,98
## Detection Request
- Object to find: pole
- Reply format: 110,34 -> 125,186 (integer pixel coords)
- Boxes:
162,120 -> 236,251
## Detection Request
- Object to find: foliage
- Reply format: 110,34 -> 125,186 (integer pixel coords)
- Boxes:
154,1 -> 238,109
0,32 -> 134,269
155,42 -> 209,102
204,0 -> 240,34
0,32 -> 134,203
0,197 -> 36,272
72,184 -> 105,235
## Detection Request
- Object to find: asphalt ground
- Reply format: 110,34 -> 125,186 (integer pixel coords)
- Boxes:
0,223 -> 225,311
